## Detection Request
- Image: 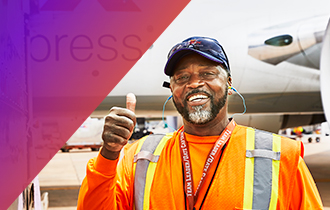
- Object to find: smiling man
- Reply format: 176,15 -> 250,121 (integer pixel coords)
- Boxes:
77,37 -> 323,210
169,53 -> 231,136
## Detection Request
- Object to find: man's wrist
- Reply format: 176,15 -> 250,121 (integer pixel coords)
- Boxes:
100,147 -> 121,160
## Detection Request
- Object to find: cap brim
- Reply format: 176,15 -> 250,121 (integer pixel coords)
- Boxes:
164,48 -> 227,76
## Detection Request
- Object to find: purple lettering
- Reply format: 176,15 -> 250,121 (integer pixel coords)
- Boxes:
30,35 -> 51,62
55,35 -> 68,61
70,35 -> 93,61
97,34 -> 118,61
122,35 -> 142,61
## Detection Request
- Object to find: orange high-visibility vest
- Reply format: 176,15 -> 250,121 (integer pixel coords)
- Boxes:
78,124 -> 323,210
133,126 -> 302,210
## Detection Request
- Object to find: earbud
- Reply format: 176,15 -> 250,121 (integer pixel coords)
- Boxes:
228,86 -> 237,92
228,82 -> 236,92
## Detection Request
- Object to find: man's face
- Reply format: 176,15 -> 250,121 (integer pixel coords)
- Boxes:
170,53 -> 229,125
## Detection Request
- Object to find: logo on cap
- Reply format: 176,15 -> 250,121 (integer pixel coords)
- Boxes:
187,39 -> 201,48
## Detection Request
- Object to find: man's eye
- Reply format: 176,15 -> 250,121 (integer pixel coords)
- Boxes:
201,72 -> 216,79
175,75 -> 189,82
203,72 -> 213,75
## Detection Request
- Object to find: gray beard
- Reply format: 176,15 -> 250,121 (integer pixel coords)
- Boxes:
188,105 -> 212,124
173,87 -> 228,125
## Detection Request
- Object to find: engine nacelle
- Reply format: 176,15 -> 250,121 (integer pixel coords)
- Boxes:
321,18 -> 330,128
248,16 -> 328,69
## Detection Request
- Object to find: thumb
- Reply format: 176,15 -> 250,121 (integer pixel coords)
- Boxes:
126,93 -> 136,113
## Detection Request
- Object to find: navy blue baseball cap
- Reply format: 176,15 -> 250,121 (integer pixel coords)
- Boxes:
164,36 -> 230,76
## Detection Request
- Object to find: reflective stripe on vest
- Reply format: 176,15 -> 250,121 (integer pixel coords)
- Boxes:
133,134 -> 171,210
243,128 -> 281,210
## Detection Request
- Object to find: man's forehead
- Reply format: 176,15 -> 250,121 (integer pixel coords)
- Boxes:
173,54 -> 220,72
174,63 -> 218,72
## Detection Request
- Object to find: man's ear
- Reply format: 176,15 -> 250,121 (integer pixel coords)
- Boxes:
227,76 -> 232,86
227,77 -> 233,95
169,78 -> 173,92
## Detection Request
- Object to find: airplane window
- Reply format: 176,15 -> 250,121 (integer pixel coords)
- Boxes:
264,35 -> 293,46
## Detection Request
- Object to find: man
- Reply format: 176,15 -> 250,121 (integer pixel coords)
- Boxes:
77,37 -> 323,210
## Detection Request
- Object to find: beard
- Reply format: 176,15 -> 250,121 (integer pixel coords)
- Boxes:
173,86 -> 228,125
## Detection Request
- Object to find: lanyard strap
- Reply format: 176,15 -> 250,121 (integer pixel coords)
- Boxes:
179,119 -> 236,210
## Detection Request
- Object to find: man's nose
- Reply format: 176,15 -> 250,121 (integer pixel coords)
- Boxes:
186,73 -> 204,88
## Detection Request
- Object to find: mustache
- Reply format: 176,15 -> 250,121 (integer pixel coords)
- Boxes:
185,89 -> 212,101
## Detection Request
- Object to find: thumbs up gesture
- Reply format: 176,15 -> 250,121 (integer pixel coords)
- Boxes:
101,93 -> 137,160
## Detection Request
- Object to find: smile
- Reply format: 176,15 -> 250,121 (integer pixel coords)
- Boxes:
186,93 -> 211,107
187,94 -> 209,102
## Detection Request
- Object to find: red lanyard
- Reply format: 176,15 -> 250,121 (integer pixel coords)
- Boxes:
179,119 -> 236,210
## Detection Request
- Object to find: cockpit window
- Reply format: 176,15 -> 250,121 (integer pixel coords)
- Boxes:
264,35 -> 293,46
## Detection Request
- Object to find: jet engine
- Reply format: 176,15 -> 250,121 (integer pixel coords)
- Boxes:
234,16 -> 330,132
248,15 -> 328,69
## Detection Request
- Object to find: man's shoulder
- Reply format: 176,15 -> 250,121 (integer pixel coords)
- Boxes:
126,133 -> 175,152
142,133 -> 176,148
235,124 -> 302,149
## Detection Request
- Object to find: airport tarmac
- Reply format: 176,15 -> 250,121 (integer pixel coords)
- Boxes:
38,135 -> 330,209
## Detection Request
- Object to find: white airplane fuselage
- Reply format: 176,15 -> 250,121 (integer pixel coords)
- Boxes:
94,0 -> 330,132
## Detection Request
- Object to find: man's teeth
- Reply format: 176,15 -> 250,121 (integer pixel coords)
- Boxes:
188,95 -> 208,102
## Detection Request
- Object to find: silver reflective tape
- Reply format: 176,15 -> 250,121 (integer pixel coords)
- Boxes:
252,130 -> 273,210
134,134 -> 165,210
246,150 -> 281,161
134,150 -> 160,163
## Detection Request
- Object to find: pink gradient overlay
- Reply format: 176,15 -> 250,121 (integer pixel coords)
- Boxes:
0,0 -> 190,208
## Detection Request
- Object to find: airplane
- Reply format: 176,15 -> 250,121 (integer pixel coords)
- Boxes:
92,0 -> 330,133
5,0 -> 330,209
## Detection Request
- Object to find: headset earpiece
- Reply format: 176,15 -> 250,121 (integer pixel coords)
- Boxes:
229,86 -> 237,92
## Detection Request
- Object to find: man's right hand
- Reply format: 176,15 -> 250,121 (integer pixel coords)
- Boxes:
101,93 -> 137,160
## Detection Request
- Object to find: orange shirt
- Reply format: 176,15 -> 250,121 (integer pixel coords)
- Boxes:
77,125 -> 323,210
